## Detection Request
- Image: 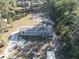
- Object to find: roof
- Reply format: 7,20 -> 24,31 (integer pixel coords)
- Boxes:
19,26 -> 53,37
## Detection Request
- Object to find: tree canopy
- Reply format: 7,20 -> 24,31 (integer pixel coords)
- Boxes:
49,0 -> 78,59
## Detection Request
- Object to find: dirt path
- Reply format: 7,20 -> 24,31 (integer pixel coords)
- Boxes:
0,14 -> 41,54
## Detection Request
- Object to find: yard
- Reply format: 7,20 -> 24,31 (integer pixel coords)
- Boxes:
0,13 -> 41,54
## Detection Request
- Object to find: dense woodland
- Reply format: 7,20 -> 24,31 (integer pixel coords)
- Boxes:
0,0 -> 79,59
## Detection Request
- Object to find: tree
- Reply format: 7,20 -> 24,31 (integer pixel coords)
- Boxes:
0,0 -> 17,33
48,0 -> 78,59
0,0 -> 17,28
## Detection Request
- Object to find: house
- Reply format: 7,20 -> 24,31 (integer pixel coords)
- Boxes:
16,0 -> 30,7
16,0 -> 47,7
19,26 -> 53,37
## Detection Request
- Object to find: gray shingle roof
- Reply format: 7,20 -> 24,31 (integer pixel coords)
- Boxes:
19,26 -> 53,37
